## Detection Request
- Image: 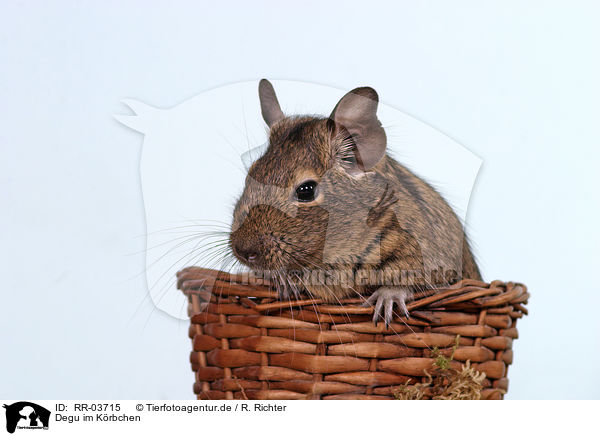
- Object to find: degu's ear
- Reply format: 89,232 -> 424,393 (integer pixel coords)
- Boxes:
329,87 -> 386,170
258,79 -> 285,127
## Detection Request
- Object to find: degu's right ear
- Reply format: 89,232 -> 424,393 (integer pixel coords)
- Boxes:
329,87 -> 386,171
258,79 -> 285,127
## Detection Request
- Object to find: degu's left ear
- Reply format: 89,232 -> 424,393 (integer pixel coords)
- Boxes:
329,87 -> 386,170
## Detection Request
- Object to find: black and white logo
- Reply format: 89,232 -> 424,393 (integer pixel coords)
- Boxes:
3,402 -> 50,433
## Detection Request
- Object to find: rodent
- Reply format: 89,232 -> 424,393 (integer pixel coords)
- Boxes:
229,79 -> 481,326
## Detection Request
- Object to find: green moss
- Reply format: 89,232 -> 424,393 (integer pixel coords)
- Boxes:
393,335 -> 490,400
432,334 -> 460,370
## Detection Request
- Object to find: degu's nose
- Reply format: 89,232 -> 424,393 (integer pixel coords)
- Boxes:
232,243 -> 260,264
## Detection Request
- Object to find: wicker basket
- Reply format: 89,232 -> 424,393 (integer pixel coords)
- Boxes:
178,267 -> 529,400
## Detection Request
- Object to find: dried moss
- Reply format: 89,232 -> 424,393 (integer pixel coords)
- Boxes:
393,335 -> 491,400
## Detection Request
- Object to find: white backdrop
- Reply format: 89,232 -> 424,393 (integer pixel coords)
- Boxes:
1,1 -> 599,399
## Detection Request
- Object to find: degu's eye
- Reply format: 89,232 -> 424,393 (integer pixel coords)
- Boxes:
295,180 -> 318,202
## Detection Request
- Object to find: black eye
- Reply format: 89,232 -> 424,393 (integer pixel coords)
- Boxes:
295,180 -> 318,202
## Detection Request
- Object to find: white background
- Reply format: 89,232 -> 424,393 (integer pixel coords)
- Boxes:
1,1 -> 599,400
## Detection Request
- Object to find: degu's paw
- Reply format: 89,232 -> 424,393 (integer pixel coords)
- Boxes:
363,287 -> 410,328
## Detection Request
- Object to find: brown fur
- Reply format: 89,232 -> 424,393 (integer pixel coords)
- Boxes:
230,83 -> 481,304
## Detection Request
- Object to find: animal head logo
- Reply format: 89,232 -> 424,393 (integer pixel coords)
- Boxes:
3,402 -> 50,433
115,80 -> 481,319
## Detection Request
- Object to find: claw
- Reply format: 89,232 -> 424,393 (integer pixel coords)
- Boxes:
393,293 -> 410,318
365,287 -> 411,327
384,298 -> 393,329
373,294 -> 385,325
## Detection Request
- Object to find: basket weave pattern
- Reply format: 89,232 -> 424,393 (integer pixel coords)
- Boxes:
178,267 -> 529,400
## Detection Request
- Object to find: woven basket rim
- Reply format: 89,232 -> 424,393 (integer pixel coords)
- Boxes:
177,267 -> 529,317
